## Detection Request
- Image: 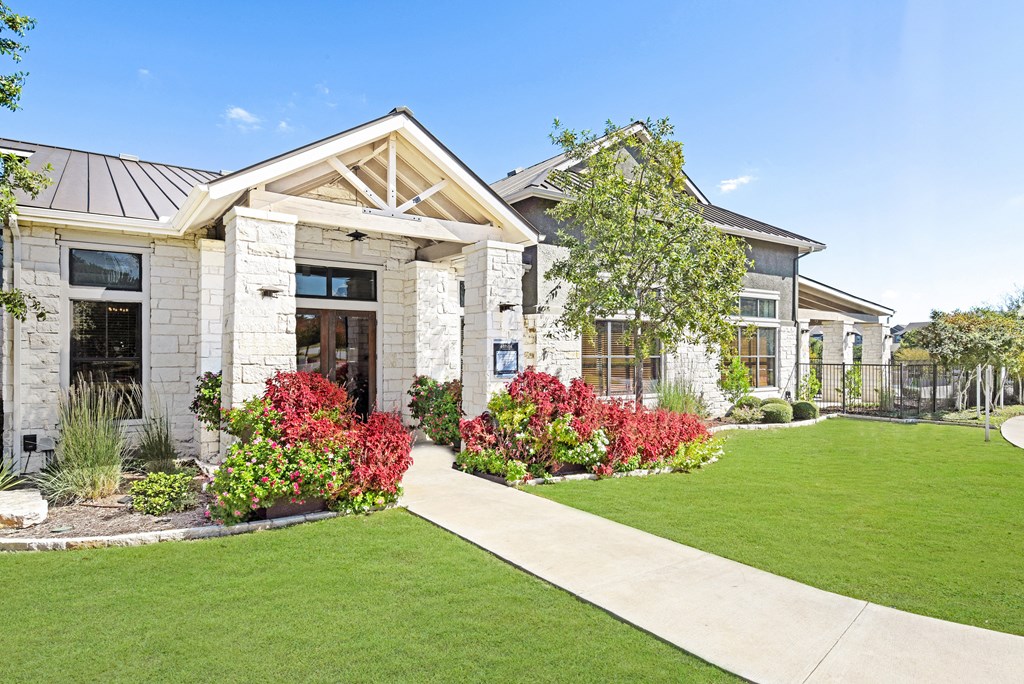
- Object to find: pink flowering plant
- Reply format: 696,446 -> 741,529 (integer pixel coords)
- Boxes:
207,371 -> 412,525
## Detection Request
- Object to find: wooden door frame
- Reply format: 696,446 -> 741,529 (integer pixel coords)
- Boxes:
295,307 -> 377,411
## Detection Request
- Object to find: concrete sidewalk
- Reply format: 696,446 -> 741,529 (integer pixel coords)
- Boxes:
1001,415 -> 1024,449
402,444 -> 1024,683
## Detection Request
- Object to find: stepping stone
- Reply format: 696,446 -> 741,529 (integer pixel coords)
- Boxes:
0,489 -> 49,529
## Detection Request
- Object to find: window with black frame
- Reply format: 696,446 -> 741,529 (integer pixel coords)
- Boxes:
67,248 -> 144,417
295,264 -> 376,301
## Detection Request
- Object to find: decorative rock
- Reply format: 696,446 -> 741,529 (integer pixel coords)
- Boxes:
0,489 -> 49,529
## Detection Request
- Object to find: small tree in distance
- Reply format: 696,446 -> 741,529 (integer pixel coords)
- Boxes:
545,117 -> 749,402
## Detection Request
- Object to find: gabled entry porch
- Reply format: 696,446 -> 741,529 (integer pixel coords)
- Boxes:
175,109 -> 539,457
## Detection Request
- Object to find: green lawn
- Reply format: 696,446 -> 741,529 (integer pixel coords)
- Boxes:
0,509 -> 733,683
534,419 -> 1024,635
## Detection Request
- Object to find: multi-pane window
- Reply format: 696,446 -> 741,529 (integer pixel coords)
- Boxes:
738,296 -> 776,319
296,265 -> 376,301
736,326 -> 776,388
582,320 -> 662,396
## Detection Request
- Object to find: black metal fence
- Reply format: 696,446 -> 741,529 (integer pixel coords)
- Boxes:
797,363 -> 1022,417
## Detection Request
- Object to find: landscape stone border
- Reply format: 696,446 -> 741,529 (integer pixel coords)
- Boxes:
0,511 -> 340,552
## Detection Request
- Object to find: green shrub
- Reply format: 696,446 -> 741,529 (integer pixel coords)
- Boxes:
720,357 -> 752,405
655,378 -> 709,418
731,406 -> 763,424
36,382 -> 130,504
761,403 -> 794,424
130,472 -> 197,516
407,376 -> 462,447
792,401 -> 820,420
733,395 -> 762,410
798,367 -> 822,401
672,436 -> 725,471
189,371 -> 222,431
138,402 -> 179,473
761,397 -> 790,407
844,364 -> 863,401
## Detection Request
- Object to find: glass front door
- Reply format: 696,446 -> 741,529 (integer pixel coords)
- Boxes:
296,309 -> 376,417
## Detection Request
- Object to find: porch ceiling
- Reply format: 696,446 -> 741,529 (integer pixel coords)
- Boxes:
799,275 -> 894,323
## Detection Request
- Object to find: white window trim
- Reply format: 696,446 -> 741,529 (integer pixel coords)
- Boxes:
60,241 -> 151,424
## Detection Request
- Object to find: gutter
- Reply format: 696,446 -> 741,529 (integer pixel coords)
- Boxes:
793,250 -> 811,398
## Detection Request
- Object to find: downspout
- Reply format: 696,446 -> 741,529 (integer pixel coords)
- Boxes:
7,215 -> 22,473
793,251 -> 811,397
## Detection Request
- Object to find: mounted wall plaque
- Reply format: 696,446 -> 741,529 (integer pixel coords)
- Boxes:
493,341 -> 520,378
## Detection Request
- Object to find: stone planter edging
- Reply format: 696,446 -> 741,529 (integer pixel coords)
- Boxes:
469,460 -> 720,488
0,510 -> 340,553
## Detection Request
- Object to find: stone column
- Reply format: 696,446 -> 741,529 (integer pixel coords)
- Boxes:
820,320 -> 854,403
859,323 -> 891,365
859,322 -> 893,410
221,207 -> 298,416
522,243 -> 582,381
461,240 -> 525,418
196,238 -> 225,462
798,319 -> 811,365
402,260 -> 462,420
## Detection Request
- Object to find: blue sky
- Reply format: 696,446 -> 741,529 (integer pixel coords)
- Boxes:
4,0 -> 1022,322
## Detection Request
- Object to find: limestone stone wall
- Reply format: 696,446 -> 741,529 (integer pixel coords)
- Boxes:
522,244 -> 581,381
462,241 -> 525,417
2,222 -> 61,472
663,341 -> 731,417
196,239 -> 224,461
148,234 -> 202,456
221,208 -> 298,412
402,260 -> 461,420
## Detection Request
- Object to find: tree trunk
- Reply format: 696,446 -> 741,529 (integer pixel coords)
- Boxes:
633,326 -> 644,406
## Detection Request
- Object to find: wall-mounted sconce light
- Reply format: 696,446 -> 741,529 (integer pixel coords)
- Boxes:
347,230 -> 368,242
259,286 -> 283,298
784,391 -> 793,402
498,303 -> 518,312
800,328 -> 811,334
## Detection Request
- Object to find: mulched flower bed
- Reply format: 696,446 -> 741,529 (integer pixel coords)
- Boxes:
0,476 -> 213,539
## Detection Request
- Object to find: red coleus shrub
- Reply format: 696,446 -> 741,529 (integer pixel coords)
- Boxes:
596,400 -> 710,466
460,414 -> 497,454
262,371 -> 354,446
349,411 -> 414,496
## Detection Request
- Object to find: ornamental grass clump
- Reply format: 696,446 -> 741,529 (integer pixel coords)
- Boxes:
37,382 -> 131,504
137,400 -> 178,473
207,371 -> 412,525
456,368 -> 711,482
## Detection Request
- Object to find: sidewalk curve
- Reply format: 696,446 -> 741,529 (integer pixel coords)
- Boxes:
1001,415 -> 1024,449
402,444 -> 1024,684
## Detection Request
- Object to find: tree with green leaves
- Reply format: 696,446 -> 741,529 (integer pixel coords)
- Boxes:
1,2 -> 50,321
904,307 -> 1024,410
545,118 -> 749,402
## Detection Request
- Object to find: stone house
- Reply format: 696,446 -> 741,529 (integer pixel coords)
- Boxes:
2,108 -> 890,471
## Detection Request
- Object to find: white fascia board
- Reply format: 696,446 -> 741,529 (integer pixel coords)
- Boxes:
500,186 -> 567,205
15,207 -> 177,235
798,276 -> 894,316
205,117 -> 405,201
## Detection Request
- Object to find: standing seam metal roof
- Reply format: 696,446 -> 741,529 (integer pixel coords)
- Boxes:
1,138 -> 221,221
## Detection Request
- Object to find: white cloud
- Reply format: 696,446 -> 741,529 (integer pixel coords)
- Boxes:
718,175 -> 755,193
315,82 -> 330,96
223,106 -> 262,132
137,68 -> 150,79
277,120 -> 293,133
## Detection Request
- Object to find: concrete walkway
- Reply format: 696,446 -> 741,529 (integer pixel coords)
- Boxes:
1001,415 -> 1024,449
402,444 -> 1024,683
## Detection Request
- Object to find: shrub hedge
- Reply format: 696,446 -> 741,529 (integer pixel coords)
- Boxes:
760,397 -> 791,407
205,371 -> 412,524
733,395 -> 762,410
761,403 -> 794,424
792,401 -> 820,421
130,471 -> 197,516
456,368 -> 712,481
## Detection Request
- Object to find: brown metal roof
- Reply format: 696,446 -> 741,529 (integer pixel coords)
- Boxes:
1,138 -> 221,221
